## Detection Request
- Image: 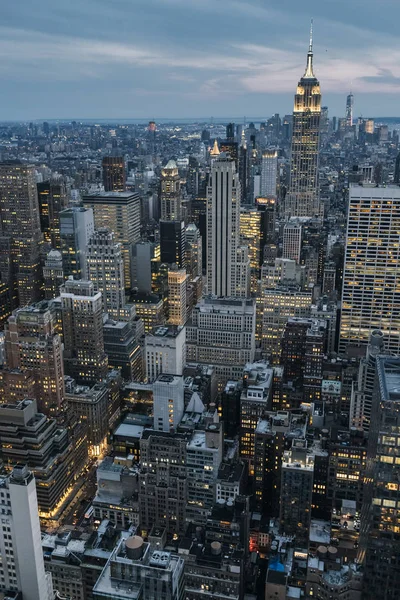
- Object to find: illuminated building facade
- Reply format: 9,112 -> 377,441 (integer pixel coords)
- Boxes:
240,209 -> 262,292
361,356 -> 400,599
167,267 -> 188,326
4,301 -> 65,416
60,207 -> 94,280
206,157 -> 249,298
83,191 -> 141,289
65,378 -> 110,456
160,160 -> 181,221
339,186 -> 400,355
285,27 -> 322,219
134,292 -> 165,333
0,162 -> 43,309
102,156 -> 125,192
61,279 -> 108,386
37,176 -> 69,249
0,399 -> 88,522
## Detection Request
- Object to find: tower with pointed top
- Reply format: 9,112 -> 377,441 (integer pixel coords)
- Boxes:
285,22 -> 322,220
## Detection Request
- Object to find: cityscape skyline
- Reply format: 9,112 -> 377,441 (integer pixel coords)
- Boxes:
2,0 -> 400,120
0,4 -> 400,598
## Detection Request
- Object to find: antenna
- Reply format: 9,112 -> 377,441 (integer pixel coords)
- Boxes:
309,19 -> 313,53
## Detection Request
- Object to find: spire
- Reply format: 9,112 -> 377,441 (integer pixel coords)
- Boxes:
304,19 -> 315,79
210,139 -> 220,156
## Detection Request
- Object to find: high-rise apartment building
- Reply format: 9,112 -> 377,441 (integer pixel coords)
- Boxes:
0,465 -> 53,600
153,374 -> 185,432
60,207 -> 94,280
361,356 -> 400,599
160,160 -> 181,221
0,162 -> 43,308
83,191 -> 141,289
87,228 -> 129,320
186,297 -> 256,389
4,301 -> 64,415
102,156 -> 125,192
285,27 -> 322,219
206,157 -> 249,298
339,186 -> 400,355
260,150 -> 278,197
167,267 -> 188,326
61,279 -> 108,385
37,176 -> 69,249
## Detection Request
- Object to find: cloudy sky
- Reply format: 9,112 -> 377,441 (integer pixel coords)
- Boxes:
2,0 -> 399,121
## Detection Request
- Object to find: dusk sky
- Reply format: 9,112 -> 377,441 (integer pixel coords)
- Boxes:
2,0 -> 400,121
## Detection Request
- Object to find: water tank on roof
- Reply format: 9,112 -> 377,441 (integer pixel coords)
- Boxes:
125,536 -> 144,560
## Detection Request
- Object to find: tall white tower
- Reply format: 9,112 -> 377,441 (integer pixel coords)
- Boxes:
206,157 -> 249,297
0,465 -> 52,600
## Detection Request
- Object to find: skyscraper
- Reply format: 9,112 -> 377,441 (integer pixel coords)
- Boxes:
0,162 -> 43,308
61,278 -> 108,385
37,175 -> 69,249
159,220 -> 186,267
0,465 -> 53,600
285,25 -> 322,219
43,248 -> 64,300
339,185 -> 400,355
206,157 -> 249,297
160,160 -> 181,221
102,156 -> 125,192
167,267 -> 188,326
260,150 -> 278,197
346,91 -> 354,128
4,301 -> 65,415
60,207 -> 94,280
282,220 -> 302,263
83,191 -> 141,290
360,356 -> 400,599
86,228 -> 127,320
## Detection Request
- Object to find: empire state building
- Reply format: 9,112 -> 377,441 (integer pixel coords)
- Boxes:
285,24 -> 322,220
